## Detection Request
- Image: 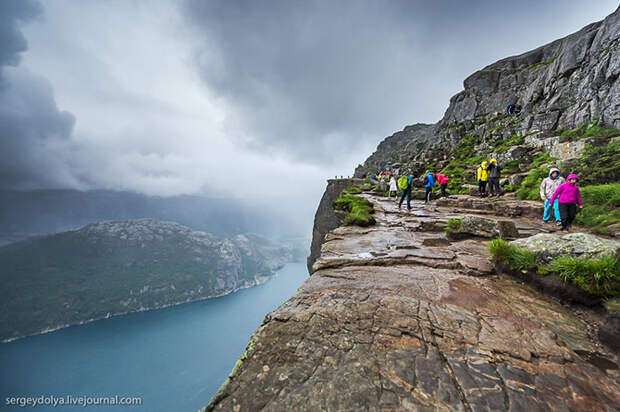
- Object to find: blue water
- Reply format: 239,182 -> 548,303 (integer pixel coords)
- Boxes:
0,263 -> 308,411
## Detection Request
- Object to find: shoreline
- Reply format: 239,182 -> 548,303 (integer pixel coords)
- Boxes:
2,262 -> 300,344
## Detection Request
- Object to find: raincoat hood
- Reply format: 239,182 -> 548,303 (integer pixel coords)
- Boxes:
490,158 -> 497,163
549,168 -> 561,179
567,174 -> 579,182
481,161 -> 488,168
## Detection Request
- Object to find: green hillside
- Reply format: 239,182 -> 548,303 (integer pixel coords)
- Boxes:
0,219 -> 300,342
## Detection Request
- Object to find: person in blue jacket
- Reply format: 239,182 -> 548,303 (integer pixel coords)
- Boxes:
423,171 -> 435,203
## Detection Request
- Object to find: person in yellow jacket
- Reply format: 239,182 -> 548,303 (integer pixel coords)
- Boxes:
477,161 -> 489,197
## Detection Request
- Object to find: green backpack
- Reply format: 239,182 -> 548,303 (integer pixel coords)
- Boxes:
397,176 -> 409,190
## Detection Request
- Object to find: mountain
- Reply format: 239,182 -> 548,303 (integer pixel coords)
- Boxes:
203,8 -> 620,411
356,5 -> 619,177
0,219 -> 304,342
0,189 -> 304,246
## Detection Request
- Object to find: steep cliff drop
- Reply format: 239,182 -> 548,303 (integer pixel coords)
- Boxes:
202,194 -> 619,410
200,8 -> 620,411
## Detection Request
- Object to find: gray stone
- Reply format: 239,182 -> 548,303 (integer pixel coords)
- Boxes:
509,172 -> 530,188
512,232 -> 620,263
460,215 -> 519,239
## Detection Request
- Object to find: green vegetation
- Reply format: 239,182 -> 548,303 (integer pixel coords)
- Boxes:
343,186 -> 362,194
333,194 -> 376,227
523,57 -> 557,71
573,139 -> 620,185
516,167 -> 546,200
559,121 -> 620,143
445,218 -> 462,236
493,134 -> 525,153
0,221 -> 292,341
574,183 -> 620,235
551,255 -> 619,296
489,239 -> 537,271
531,152 -> 554,168
490,239 -> 619,297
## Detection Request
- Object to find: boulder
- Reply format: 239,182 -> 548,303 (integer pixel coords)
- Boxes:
460,215 -> 519,239
512,233 -> 620,263
509,172 -> 530,188
461,184 -> 479,196
550,139 -> 589,160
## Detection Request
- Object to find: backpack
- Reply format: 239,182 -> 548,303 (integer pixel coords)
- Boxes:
398,176 -> 409,190
423,176 -> 429,186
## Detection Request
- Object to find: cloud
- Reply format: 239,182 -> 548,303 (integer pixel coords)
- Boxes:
181,0 -> 619,165
0,0 -> 40,70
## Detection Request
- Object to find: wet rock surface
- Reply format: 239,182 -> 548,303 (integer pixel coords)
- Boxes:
203,195 -> 619,411
460,215 -> 519,239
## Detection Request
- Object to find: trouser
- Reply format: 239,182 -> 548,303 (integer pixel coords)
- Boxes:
489,177 -> 501,195
478,181 -> 487,195
558,203 -> 577,230
425,187 -> 433,202
440,183 -> 447,197
399,187 -> 411,209
543,199 -> 561,222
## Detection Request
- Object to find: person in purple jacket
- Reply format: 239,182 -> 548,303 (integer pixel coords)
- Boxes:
549,174 -> 583,231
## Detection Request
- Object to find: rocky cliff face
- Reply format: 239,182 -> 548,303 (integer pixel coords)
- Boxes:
307,178 -> 360,273
203,195 -> 619,411
356,6 -> 620,175
0,219 -> 299,342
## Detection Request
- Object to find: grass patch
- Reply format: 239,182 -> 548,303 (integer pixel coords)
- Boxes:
333,194 -> 376,227
559,121 -> 620,143
531,152 -> 555,168
343,186 -> 362,194
523,57 -> 557,71
445,218 -> 462,236
574,183 -> 620,234
493,134 -> 525,153
489,239 -> 537,271
550,255 -> 619,297
573,139 -> 620,185
516,167 -> 546,200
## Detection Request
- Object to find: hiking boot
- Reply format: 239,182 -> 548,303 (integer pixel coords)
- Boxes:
556,221 -> 562,226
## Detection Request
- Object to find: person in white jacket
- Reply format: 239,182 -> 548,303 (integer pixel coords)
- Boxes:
540,167 -> 565,225
388,176 -> 398,200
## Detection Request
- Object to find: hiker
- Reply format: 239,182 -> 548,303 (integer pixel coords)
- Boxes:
540,167 -> 565,226
423,171 -> 435,203
514,104 -> 522,114
436,173 -> 449,197
487,158 -> 502,197
388,175 -> 398,200
549,174 -> 583,231
398,172 -> 414,210
477,161 -> 489,197
505,103 -> 515,114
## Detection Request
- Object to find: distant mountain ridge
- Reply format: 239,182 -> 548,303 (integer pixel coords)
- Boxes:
0,189 -> 302,246
0,219 -> 304,342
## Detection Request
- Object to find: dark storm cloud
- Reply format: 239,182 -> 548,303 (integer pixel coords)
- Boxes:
0,0 -> 77,190
0,0 -> 40,72
182,0 -> 618,165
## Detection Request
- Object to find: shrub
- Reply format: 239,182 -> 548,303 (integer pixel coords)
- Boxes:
489,239 -> 536,271
573,140 -> 620,185
573,183 -> 620,234
559,121 -> 620,142
550,255 -> 619,297
445,218 -> 462,235
333,194 -> 375,227
516,167 -> 546,200
343,186 -> 362,194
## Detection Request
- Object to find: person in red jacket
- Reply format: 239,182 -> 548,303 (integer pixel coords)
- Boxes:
436,173 -> 449,197
549,174 -> 583,231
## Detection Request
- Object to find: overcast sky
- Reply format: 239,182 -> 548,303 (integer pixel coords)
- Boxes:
1,0 -> 617,228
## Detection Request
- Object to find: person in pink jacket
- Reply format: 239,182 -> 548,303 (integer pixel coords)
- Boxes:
436,173 -> 449,197
549,174 -> 583,231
